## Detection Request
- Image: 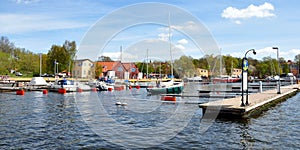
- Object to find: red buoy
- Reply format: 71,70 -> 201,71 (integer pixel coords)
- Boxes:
16,90 -> 25,95
92,88 -> 97,92
77,88 -> 83,92
108,87 -> 113,91
136,85 -> 140,89
161,96 -> 176,101
42,90 -> 48,94
58,88 -> 66,94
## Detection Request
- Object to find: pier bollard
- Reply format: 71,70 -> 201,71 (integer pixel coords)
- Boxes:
42,90 -> 48,94
16,90 -> 25,95
161,96 -> 176,101
259,81 -> 263,93
276,81 -> 281,94
58,88 -> 67,94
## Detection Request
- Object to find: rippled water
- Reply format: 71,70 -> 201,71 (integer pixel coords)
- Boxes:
0,84 -> 299,149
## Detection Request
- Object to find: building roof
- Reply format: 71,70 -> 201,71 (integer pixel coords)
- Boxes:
74,59 -> 93,62
96,61 -> 119,71
95,61 -> 138,72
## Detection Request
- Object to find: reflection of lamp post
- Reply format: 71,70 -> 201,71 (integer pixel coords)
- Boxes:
241,49 -> 256,106
273,47 -> 281,94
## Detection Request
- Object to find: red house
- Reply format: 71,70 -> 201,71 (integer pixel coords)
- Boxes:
95,61 -> 139,79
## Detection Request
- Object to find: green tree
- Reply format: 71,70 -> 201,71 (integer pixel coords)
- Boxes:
174,55 -> 195,78
0,36 -> 14,54
47,41 -> 76,74
0,51 -> 10,74
294,54 -> 300,74
98,56 -> 113,61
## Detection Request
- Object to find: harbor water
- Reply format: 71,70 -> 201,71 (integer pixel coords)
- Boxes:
0,83 -> 299,149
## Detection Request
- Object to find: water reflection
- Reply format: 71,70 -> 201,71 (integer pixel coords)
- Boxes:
0,88 -> 299,149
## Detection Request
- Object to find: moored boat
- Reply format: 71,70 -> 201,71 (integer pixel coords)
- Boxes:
49,79 -> 77,92
212,75 -> 241,83
146,79 -> 184,95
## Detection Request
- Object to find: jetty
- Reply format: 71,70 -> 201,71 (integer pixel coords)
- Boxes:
199,84 -> 300,118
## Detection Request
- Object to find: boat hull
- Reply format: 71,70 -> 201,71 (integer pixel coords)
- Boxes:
146,83 -> 184,95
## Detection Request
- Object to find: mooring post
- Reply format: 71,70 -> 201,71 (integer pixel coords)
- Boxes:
259,81 -> 263,93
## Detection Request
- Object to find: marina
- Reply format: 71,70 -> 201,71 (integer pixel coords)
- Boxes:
0,81 -> 299,149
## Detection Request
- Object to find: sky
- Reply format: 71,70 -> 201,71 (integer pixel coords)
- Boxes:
1,0 -> 300,61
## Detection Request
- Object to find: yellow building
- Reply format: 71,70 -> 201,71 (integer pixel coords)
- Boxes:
72,59 -> 95,79
231,68 -> 242,77
196,68 -> 209,77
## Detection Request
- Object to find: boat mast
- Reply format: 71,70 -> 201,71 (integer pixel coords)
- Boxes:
168,12 -> 173,78
220,48 -> 222,76
120,45 -> 122,63
146,48 -> 149,79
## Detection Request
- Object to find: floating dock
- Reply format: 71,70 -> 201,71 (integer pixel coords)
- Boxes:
199,84 -> 300,118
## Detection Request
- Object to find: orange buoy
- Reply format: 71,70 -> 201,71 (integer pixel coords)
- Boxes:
58,88 -> 66,94
161,96 -> 176,101
77,88 -> 83,92
42,90 -> 48,94
108,87 -> 113,91
16,90 -> 25,95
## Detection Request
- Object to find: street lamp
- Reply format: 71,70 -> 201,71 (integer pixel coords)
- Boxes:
273,47 -> 281,94
241,49 -> 256,106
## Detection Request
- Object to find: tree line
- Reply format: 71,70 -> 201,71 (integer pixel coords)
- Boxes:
0,36 -> 76,77
0,36 -> 299,78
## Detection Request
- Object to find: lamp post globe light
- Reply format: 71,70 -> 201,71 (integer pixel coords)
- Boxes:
241,49 -> 256,107
272,47 -> 281,94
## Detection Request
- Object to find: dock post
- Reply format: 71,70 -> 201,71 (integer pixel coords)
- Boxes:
259,81 -> 263,93
277,81 -> 281,94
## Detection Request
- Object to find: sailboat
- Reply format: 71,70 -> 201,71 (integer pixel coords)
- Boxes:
146,14 -> 184,95
211,54 -> 241,83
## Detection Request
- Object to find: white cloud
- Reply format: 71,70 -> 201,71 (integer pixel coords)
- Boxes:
13,0 -> 40,4
0,13 -> 90,34
158,33 -> 170,42
234,20 -> 242,24
247,47 -> 300,61
226,47 -> 300,61
177,39 -> 188,45
101,52 -> 121,61
222,2 -> 276,24
174,44 -> 185,51
173,21 -> 199,32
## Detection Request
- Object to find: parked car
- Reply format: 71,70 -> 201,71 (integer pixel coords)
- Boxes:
15,72 -> 23,76
41,73 -> 55,77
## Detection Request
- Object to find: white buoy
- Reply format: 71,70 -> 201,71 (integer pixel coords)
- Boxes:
115,101 -> 122,105
121,102 -> 128,106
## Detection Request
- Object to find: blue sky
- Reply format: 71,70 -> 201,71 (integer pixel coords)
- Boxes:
1,0 -> 299,61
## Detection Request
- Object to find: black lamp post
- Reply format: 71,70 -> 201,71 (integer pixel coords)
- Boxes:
241,49 -> 256,106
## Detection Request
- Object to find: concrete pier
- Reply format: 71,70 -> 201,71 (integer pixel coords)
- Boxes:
199,84 -> 300,118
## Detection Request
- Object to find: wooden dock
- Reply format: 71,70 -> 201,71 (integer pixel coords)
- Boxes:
199,84 -> 300,118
